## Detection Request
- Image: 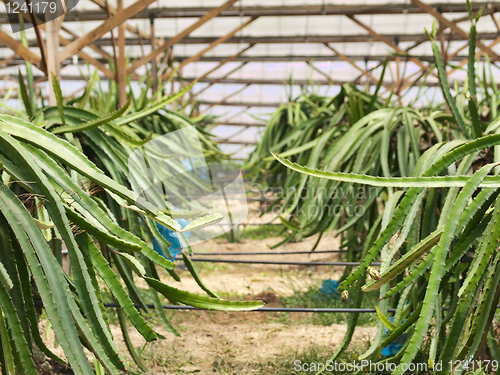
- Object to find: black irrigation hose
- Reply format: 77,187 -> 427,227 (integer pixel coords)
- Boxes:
33,301 -> 500,313
192,249 -> 361,255
182,258 -> 381,266
29,300 -> 398,313
114,305 -> 399,313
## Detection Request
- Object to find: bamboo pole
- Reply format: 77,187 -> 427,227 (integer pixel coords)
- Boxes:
117,0 -> 126,106
150,14 -> 158,93
46,19 -> 60,106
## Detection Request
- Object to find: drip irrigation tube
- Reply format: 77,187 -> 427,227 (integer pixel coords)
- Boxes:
192,249 -> 361,255
29,300 -> 401,313
182,258 -> 381,266
107,305 -> 401,313
33,300 -> 499,313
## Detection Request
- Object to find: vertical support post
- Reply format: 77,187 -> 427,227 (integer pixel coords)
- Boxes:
179,66 -> 185,108
46,19 -> 60,106
394,37 -> 402,104
150,14 -> 158,92
117,0 -> 127,106
171,76 -> 176,109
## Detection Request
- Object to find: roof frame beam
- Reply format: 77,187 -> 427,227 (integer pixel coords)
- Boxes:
59,0 -> 157,62
404,7 -> 495,53
346,14 -> 435,78
61,25 -> 113,61
89,0 -> 162,45
162,16 -> 258,80
323,42 -> 391,89
23,74 -> 447,87
0,0 -> 116,79
9,2 -> 494,23
0,54 -> 484,68
446,35 -> 500,77
127,0 -> 240,76
186,62 -> 250,107
197,44 -> 254,82
411,0 -> 500,61
0,28 -> 43,70
306,61 -> 343,85
200,83 -> 252,115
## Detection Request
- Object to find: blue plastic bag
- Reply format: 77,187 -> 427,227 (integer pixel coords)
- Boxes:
152,219 -> 190,261
319,279 -> 340,296
314,279 -> 340,302
147,158 -> 205,261
381,316 -> 407,356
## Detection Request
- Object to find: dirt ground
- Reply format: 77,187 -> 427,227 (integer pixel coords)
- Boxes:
109,321 -> 376,374
173,229 -> 346,297
39,311 -> 377,374
37,212 -> 377,374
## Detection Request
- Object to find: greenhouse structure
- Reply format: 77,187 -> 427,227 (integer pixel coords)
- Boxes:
1,0 -> 500,374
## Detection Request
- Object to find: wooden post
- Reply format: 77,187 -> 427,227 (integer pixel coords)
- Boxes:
150,14 -> 158,92
46,19 -> 60,106
117,0 -> 127,106
171,70 -> 176,110
26,0 -> 47,73
178,66 -> 185,108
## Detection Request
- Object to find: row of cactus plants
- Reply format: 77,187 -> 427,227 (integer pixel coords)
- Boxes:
244,61 -> 451,252
255,4 -> 500,372
0,34 -> 262,374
